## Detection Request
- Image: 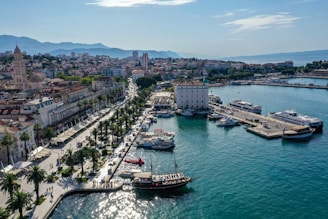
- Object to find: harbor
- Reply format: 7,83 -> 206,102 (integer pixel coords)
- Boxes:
210,103 -> 311,139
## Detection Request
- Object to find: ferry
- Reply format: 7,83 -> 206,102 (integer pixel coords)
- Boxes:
228,99 -> 262,114
282,126 -> 314,141
269,110 -> 323,132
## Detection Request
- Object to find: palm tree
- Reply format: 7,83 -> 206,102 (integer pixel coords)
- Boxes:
92,128 -> 98,146
20,131 -> 30,160
89,147 -> 100,172
0,207 -> 9,219
33,123 -> 42,146
98,121 -> 103,140
25,165 -> 46,204
0,173 -> 20,198
6,189 -> 32,219
65,149 -> 74,171
1,134 -> 14,165
75,149 -> 87,176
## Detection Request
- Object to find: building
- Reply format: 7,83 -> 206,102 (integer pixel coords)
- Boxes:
132,51 -> 138,60
12,45 -> 28,91
131,69 -> 145,82
174,81 -> 209,110
142,53 -> 149,71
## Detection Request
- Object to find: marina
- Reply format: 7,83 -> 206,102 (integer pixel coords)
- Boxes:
50,83 -> 328,219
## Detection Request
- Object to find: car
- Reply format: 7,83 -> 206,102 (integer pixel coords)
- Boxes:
96,143 -> 105,149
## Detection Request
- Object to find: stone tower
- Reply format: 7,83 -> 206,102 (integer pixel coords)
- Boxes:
13,45 -> 28,91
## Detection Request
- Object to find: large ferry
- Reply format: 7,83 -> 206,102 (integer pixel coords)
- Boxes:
228,100 -> 262,114
269,110 -> 323,132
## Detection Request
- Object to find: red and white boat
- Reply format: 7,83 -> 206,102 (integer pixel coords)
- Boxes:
124,157 -> 145,165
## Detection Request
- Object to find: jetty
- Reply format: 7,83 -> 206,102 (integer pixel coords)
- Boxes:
210,103 -> 307,139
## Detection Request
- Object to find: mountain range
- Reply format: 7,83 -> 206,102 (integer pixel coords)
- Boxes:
0,35 -> 327,66
0,35 -> 181,59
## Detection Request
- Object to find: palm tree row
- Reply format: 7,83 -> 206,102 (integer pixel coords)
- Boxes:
0,165 -> 47,219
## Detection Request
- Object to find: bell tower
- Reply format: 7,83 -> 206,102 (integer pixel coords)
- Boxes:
12,45 -> 28,91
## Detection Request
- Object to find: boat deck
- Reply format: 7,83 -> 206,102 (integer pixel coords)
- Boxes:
210,103 -> 307,139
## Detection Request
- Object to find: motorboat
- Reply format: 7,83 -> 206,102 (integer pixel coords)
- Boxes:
136,136 -> 175,150
216,117 -> 239,127
124,157 -> 145,165
180,109 -> 195,117
119,169 -> 142,178
207,113 -> 223,121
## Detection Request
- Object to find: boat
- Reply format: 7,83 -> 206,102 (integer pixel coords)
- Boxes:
216,117 -> 239,127
228,99 -> 262,114
132,156 -> 193,190
156,111 -> 174,118
180,109 -> 195,117
207,113 -> 223,121
282,126 -> 314,141
124,157 -> 145,165
119,169 -> 142,178
139,128 -> 175,138
136,136 -> 175,150
269,110 -> 323,132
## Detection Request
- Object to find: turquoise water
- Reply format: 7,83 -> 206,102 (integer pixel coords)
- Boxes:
51,85 -> 328,219
288,78 -> 328,86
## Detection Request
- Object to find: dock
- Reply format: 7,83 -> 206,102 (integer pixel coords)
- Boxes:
210,103 -> 307,139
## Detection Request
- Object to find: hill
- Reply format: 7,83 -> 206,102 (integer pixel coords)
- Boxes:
0,35 -> 181,58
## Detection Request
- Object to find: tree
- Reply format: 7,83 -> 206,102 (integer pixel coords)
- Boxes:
65,149 -> 75,171
92,128 -> 98,145
6,189 -> 32,219
0,207 -> 9,219
44,127 -> 56,143
25,165 -> 46,204
0,173 -> 20,198
20,131 -> 30,160
89,147 -> 100,172
75,148 -> 88,176
1,134 -> 14,165
33,123 -> 42,146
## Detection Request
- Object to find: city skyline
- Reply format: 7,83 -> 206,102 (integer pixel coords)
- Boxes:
1,0 -> 327,58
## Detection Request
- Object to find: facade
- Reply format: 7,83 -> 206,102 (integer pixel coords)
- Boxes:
12,45 -> 28,91
131,69 -> 145,82
0,121 -> 36,165
174,81 -> 209,110
142,53 -> 149,71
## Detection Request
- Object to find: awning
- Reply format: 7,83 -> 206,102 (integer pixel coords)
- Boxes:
29,146 -> 51,160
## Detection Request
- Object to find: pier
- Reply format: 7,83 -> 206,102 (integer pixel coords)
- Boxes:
210,103 -> 307,139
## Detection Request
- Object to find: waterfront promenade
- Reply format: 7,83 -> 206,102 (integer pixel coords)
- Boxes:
0,105 -> 143,219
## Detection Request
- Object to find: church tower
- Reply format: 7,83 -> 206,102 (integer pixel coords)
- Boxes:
13,45 -> 28,91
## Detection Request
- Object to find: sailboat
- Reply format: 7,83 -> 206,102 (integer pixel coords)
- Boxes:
132,155 -> 193,190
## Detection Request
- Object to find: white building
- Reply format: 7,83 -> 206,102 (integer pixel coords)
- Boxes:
132,69 -> 145,82
174,81 -> 209,110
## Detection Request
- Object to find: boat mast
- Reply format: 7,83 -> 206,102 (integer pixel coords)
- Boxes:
174,153 -> 178,173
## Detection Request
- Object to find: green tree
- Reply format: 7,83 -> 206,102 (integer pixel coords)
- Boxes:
92,128 -> 98,145
25,165 -> 46,204
75,148 -> 89,176
44,127 -> 56,142
89,147 -> 100,172
6,189 -> 32,219
65,149 -> 75,171
33,123 -> 42,146
0,173 -> 20,198
0,207 -> 9,219
20,131 -> 30,160
1,134 -> 14,165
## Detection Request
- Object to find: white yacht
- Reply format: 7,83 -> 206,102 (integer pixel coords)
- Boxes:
269,110 -> 323,132
228,100 -> 262,114
216,117 -> 239,127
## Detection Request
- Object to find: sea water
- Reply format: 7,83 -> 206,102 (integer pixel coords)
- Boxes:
51,84 -> 328,219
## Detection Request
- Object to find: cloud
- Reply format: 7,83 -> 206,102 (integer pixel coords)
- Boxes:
224,13 -> 300,32
86,0 -> 196,7
213,12 -> 234,18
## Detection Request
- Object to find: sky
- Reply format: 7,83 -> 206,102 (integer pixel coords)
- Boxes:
1,0 -> 328,58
